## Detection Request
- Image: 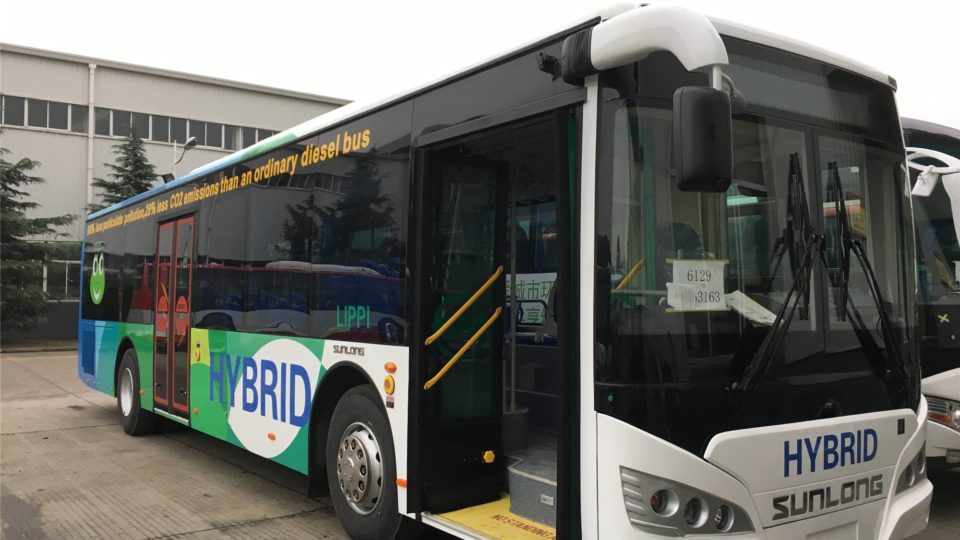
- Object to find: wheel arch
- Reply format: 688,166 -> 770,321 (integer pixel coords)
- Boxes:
113,337 -> 137,397
308,361 -> 378,497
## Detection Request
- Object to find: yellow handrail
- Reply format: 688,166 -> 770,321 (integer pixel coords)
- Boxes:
425,265 -> 503,346
423,307 -> 502,390
616,258 -> 646,290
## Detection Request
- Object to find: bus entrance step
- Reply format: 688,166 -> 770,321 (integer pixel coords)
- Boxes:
506,439 -> 557,528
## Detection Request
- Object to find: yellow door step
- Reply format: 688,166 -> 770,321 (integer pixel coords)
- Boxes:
430,494 -> 556,540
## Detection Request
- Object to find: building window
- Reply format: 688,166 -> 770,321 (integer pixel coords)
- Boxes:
189,120 -> 205,146
44,260 -> 80,299
47,101 -> 68,130
170,117 -> 187,144
71,105 -> 88,133
2,95 -> 26,126
95,108 -> 111,135
113,110 -> 132,137
27,98 -> 47,127
224,125 -> 240,150
153,115 -> 169,142
3,98 -> 280,151
242,126 -> 255,148
132,112 -> 149,139
206,122 -> 222,148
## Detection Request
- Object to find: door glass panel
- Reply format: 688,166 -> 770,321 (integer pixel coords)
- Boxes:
154,224 -> 174,406
172,219 -> 193,412
428,158 -> 502,419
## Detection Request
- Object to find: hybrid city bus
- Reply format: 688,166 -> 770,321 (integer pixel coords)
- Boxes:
78,5 -> 931,539
904,117 -> 960,469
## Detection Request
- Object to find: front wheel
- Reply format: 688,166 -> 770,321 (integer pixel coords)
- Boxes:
325,385 -> 407,539
116,348 -> 156,436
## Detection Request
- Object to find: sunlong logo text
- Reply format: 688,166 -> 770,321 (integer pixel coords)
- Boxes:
783,429 -> 878,477
772,473 -> 884,521
209,352 -> 312,427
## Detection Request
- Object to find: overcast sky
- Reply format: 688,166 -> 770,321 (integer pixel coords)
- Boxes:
3,0 -> 958,129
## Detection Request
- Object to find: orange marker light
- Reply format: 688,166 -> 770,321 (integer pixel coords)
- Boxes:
384,362 -> 397,373
139,389 -> 144,395
267,433 -> 276,441
396,478 -> 408,488
193,408 -> 199,415
383,375 -> 395,396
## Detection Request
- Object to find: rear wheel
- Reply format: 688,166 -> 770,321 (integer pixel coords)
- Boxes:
117,348 -> 156,436
326,385 -> 407,539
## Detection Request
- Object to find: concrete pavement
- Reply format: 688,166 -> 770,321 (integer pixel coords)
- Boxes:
1,351 -> 347,539
1,351 -> 956,539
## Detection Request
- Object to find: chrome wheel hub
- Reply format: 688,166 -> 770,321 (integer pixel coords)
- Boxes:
119,367 -> 134,416
336,422 -> 383,515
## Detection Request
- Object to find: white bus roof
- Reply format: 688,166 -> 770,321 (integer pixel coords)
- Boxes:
87,3 -> 897,223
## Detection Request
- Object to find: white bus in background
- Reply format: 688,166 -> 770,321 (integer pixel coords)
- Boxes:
82,4 -> 932,539
904,117 -> 960,468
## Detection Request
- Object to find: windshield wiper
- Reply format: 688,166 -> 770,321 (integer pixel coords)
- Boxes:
828,162 -> 908,383
733,154 -> 821,393
733,232 -> 823,393
829,162 -> 853,321
768,154 -> 814,319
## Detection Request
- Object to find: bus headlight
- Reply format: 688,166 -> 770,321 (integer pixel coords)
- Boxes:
895,445 -> 926,494
926,396 -> 960,431
620,466 -> 754,535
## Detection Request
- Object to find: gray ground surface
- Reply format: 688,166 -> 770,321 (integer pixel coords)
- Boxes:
0,351 -> 956,539
1,351 -> 348,539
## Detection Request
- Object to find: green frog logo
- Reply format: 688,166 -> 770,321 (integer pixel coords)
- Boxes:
90,242 -> 105,305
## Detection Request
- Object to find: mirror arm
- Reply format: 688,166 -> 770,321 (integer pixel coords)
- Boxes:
711,65 -> 723,90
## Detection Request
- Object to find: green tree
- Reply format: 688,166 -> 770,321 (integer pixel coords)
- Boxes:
89,131 -> 157,212
1,146 -> 76,331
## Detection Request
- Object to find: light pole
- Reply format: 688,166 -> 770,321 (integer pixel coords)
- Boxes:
172,136 -> 198,178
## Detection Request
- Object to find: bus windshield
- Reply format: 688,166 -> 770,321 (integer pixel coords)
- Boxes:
595,39 -> 916,456
905,122 -> 960,378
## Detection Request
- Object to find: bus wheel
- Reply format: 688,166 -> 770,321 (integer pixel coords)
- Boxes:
326,385 -> 405,539
117,348 -> 156,436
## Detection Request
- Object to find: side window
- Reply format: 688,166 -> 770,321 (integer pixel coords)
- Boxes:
191,104 -> 412,343
123,219 -> 155,324
95,108 -> 110,136
303,113 -> 410,344
170,118 -> 187,144
2,95 -> 26,126
71,105 -> 88,134
239,152 -> 314,337
194,168 -> 246,331
82,226 -> 125,322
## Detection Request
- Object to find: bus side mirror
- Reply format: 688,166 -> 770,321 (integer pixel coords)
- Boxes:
672,86 -> 732,192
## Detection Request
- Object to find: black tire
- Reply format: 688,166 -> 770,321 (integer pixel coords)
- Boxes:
326,385 -> 408,539
116,348 -> 157,436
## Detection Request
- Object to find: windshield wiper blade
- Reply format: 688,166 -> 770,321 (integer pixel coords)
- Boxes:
829,162 -> 853,321
768,154 -> 814,318
828,162 -> 908,383
733,232 -> 824,393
